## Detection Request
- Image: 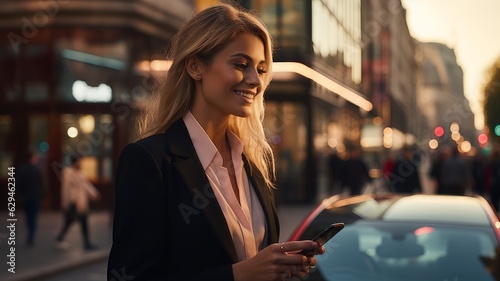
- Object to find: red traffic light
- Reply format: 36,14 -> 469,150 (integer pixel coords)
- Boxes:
478,133 -> 488,145
434,126 -> 445,137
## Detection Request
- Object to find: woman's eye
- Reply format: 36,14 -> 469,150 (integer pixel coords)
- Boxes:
235,63 -> 247,69
258,69 -> 267,75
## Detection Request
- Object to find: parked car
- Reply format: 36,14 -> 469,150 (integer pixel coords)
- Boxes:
288,193 -> 500,281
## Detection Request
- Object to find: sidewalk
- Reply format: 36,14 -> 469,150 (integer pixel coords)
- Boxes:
0,204 -> 314,281
0,211 -> 112,281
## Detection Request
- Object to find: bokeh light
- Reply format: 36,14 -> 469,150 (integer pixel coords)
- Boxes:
67,127 -> 78,138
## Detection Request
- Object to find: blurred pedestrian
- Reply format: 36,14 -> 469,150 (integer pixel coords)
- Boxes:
327,149 -> 344,195
471,151 -> 488,196
429,146 -> 450,194
17,148 -> 45,246
439,146 -> 471,195
382,153 -> 395,178
389,146 -> 422,194
486,150 -> 500,211
382,151 -> 395,191
107,3 -> 324,281
342,147 -> 371,195
55,154 -> 100,250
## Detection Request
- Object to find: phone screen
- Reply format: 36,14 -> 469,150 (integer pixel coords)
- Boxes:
297,222 -> 345,256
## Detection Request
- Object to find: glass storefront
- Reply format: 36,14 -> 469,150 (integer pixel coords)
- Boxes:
312,0 -> 362,85
242,0 -> 309,53
60,114 -> 114,183
0,28 -> 167,209
241,0 -> 366,203
264,102 -> 308,204
55,31 -> 128,103
28,115 -> 49,177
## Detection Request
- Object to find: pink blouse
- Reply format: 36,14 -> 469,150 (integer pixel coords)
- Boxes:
183,111 -> 267,261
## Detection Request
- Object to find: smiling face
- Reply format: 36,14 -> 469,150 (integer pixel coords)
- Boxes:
190,33 -> 268,120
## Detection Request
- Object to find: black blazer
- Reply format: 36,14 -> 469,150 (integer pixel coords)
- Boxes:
107,118 -> 280,281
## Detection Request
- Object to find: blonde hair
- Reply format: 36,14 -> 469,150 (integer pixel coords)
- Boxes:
138,3 -> 276,188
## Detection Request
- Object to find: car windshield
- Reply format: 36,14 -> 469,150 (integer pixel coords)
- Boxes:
306,221 -> 498,281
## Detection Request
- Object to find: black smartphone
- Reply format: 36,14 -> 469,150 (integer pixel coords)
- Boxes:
297,222 -> 345,256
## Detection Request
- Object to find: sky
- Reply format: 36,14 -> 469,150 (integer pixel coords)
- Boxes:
401,0 -> 500,131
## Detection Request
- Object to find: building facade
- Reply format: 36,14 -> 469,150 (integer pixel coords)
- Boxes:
241,0 -> 372,203
360,0 -> 418,153
416,42 -> 476,151
0,0 -> 195,209
1,0 -> 424,208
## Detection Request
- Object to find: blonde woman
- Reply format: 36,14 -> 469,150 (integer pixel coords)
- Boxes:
107,3 -> 323,281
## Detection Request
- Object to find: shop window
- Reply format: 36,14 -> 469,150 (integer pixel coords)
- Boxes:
255,0 -> 308,51
312,0 -> 362,85
26,82 -> 49,102
24,44 -> 50,102
60,114 -> 113,183
28,115 -> 49,174
54,33 -> 128,103
263,102 -> 307,203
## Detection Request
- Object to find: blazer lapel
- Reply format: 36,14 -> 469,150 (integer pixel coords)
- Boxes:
243,156 -> 280,244
164,119 -> 240,263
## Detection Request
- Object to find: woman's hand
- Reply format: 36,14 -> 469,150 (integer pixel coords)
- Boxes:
289,242 -> 325,279
232,241 -> 325,281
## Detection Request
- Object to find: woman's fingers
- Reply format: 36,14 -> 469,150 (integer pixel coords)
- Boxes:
263,241 -> 326,280
276,241 -> 319,253
316,245 -> 326,255
274,241 -> 323,265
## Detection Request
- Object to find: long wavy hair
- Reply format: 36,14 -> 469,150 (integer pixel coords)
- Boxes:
137,3 -> 276,188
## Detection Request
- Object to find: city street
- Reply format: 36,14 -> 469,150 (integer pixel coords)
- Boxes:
0,211 -> 112,281
1,0 -> 500,280
0,204 -> 314,281
39,261 -> 106,281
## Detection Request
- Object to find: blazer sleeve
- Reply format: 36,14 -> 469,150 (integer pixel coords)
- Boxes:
107,142 -> 170,281
107,142 -> 235,281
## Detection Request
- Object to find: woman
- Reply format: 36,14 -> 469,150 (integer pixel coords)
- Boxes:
56,154 -> 100,250
107,3 -> 324,281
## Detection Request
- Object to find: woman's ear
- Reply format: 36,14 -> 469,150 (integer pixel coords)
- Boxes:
185,56 -> 203,81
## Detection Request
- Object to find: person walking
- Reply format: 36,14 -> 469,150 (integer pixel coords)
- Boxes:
471,151 -> 488,196
341,147 -> 371,195
439,146 -> 471,195
55,154 -> 100,250
389,146 -> 422,194
486,150 -> 500,211
429,146 -> 450,194
107,3 -> 324,281
17,148 -> 45,246
327,149 -> 344,195
382,152 -> 395,192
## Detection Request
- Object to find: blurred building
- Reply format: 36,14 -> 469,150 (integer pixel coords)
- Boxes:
240,0 -> 373,204
415,42 -> 476,152
360,0 -> 418,155
1,0 -> 423,207
0,0 -> 195,210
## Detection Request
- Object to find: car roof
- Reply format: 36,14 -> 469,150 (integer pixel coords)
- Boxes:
321,194 -> 492,225
381,194 -> 491,225
290,193 -> 500,241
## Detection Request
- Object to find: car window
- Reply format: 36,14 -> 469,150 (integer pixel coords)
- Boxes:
309,223 -> 497,281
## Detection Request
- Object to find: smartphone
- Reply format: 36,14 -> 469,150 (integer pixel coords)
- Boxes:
297,222 -> 345,256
